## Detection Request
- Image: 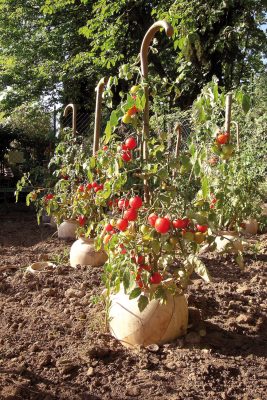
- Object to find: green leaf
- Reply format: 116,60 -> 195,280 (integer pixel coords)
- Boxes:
129,287 -> 141,300
242,94 -> 250,114
201,176 -> 209,199
138,295 -> 149,312
123,269 -> 131,291
104,121 -> 112,143
110,110 -> 118,128
187,255 -> 211,282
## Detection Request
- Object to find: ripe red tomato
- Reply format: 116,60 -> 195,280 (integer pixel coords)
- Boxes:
116,218 -> 129,231
150,272 -> 162,284
102,145 -> 108,151
216,133 -> 229,145
105,223 -> 114,232
129,195 -> 142,209
45,193 -> 54,201
118,198 -> 129,210
136,255 -> 145,265
123,207 -> 138,221
94,183 -> 103,193
173,218 -> 190,229
148,213 -> 158,227
92,182 -> 98,188
196,224 -> 208,233
121,150 -> 132,162
86,183 -> 93,191
78,185 -> 84,192
119,244 -> 127,254
125,137 -> 137,150
155,217 -> 170,234
78,215 -> 86,226
136,273 -> 144,288
127,105 -> 139,116
121,143 -> 128,151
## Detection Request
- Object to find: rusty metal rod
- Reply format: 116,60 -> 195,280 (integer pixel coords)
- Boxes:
93,77 -> 109,156
140,21 -> 174,203
63,103 -> 77,136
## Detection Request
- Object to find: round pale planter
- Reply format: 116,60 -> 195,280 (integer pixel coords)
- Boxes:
109,281 -> 188,348
26,262 -> 56,274
57,219 -> 78,240
69,237 -> 108,268
215,230 -> 243,253
242,219 -> 258,235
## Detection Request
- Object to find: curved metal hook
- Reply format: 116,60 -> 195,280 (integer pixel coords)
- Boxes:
140,21 -> 174,202
63,103 -> 77,135
93,77 -> 109,156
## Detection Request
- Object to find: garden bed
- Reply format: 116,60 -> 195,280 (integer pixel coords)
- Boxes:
0,205 -> 266,400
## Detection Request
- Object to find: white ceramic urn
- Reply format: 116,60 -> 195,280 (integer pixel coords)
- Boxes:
57,219 -> 78,240
109,281 -> 188,348
69,237 -> 108,268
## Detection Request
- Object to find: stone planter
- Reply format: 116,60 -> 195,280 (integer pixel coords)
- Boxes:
242,218 -> 258,235
69,237 -> 108,268
109,280 -> 188,348
215,230 -> 243,253
26,262 -> 56,274
58,219 -> 78,240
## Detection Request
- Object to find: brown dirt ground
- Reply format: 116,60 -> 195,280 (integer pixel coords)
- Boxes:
0,204 -> 266,400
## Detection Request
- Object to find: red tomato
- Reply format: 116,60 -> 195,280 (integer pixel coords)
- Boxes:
78,215 -> 86,226
136,274 -> 144,288
118,198 -> 129,210
102,145 -> 108,151
216,133 -> 229,145
125,137 -> 137,150
136,255 -> 145,265
116,218 -> 129,231
123,208 -> 138,221
138,264 -> 151,272
78,185 -> 84,192
121,143 -> 128,151
45,193 -> 54,201
129,195 -> 142,209
94,183 -> 103,193
150,272 -> 162,284
196,224 -> 208,233
155,217 -> 170,234
148,213 -> 158,227
173,218 -> 190,229
86,183 -> 93,191
105,223 -> 114,232
121,150 -> 132,162
127,105 -> 139,116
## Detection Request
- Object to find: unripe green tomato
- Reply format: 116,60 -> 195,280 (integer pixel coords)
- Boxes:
222,143 -> 234,156
162,241 -> 174,252
183,231 -> 195,242
130,85 -> 140,94
151,240 -> 161,254
220,152 -> 232,160
140,225 -> 150,235
169,236 -> 179,246
194,232 -> 205,244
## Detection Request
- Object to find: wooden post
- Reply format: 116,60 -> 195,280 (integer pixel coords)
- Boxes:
231,121 -> 240,151
63,103 -> 77,135
93,77 -> 108,156
174,124 -> 181,158
224,93 -> 232,137
140,21 -> 174,203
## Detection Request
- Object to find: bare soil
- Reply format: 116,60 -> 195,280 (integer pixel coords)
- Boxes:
0,204 -> 266,400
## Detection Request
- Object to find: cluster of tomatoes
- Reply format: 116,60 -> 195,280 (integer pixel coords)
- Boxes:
147,213 -> 209,244
103,195 -> 143,243
120,136 -> 137,162
212,131 -> 234,161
